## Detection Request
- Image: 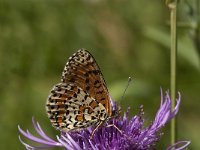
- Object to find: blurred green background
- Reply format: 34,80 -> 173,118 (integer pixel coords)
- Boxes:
0,0 -> 199,149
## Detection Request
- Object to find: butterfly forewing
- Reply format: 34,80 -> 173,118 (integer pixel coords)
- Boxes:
46,49 -> 112,132
61,50 -> 112,117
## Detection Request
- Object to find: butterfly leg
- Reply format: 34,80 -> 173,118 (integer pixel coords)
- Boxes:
89,121 -> 103,139
106,124 -> 122,134
106,124 -> 132,140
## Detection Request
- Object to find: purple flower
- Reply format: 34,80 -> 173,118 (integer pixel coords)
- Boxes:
18,91 -> 190,150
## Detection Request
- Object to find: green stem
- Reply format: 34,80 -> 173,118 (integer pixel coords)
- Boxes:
195,0 -> 200,52
168,2 -> 177,147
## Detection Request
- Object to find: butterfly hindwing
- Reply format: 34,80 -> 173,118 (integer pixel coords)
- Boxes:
46,83 -> 108,131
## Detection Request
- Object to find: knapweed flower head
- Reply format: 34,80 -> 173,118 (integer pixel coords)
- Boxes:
18,91 -> 190,150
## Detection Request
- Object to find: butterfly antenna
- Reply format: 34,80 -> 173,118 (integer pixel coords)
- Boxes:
119,77 -> 132,104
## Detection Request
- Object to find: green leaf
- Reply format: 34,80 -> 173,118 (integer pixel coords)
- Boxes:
144,27 -> 200,70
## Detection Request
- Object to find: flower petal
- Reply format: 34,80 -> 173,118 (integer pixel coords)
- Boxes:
18,125 -> 62,147
32,117 -> 57,143
166,141 -> 191,150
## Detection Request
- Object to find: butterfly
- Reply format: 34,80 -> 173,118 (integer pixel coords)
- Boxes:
46,49 -> 118,136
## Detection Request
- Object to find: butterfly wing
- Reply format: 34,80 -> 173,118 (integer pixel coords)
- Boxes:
61,49 -> 112,117
46,49 -> 112,132
46,83 -> 107,131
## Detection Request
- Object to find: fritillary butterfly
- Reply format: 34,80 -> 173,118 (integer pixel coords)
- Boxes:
46,49 -> 116,135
